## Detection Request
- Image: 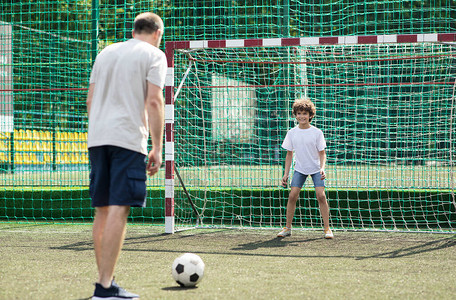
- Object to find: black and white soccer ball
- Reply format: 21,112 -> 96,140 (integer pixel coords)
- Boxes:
172,253 -> 205,287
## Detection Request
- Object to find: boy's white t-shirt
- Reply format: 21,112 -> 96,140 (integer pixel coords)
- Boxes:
88,38 -> 167,155
281,125 -> 326,175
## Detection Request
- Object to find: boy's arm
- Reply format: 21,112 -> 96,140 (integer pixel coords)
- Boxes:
282,151 -> 293,187
319,149 -> 326,180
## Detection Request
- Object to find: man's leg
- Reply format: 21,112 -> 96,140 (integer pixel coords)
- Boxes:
93,206 -> 109,272
95,205 -> 131,288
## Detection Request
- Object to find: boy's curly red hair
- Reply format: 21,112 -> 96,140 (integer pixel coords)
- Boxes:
292,98 -> 316,120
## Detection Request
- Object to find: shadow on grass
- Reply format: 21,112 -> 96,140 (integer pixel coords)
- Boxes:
356,237 -> 456,260
50,229 -> 235,252
231,236 -> 321,251
161,286 -> 198,291
72,285 -> 198,299
49,230 -> 456,260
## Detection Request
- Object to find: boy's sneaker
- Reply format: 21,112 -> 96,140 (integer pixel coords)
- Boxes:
324,228 -> 334,239
277,227 -> 291,237
92,281 -> 139,300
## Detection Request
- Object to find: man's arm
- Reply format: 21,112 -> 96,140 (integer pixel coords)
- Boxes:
145,81 -> 165,176
86,83 -> 95,116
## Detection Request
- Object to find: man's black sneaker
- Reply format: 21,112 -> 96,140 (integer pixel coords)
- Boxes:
92,282 -> 139,300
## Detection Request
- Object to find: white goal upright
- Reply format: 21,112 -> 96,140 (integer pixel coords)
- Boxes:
164,33 -> 456,234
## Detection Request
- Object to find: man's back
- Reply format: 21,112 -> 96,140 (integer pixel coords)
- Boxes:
88,38 -> 167,155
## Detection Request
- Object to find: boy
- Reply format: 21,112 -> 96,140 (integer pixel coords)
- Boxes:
277,98 -> 333,239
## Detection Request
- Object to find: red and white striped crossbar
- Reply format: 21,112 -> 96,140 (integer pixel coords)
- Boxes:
162,32 -> 456,233
166,33 -> 456,50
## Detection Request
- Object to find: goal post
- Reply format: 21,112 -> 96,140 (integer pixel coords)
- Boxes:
164,33 -> 456,234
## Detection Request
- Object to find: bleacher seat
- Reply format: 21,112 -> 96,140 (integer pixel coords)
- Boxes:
0,131 -> 11,139
23,141 -> 33,152
29,153 -> 38,165
14,152 -> 24,164
43,153 -> 51,164
60,131 -> 70,141
25,130 -> 33,141
32,142 -> 42,152
43,141 -> 52,152
0,152 -> 8,163
39,130 -> 50,141
8,130 -> 92,166
80,153 -> 89,164
0,140 -> 7,152
32,130 -> 40,141
56,153 -> 64,164
68,132 -> 76,142
56,142 -> 63,152
15,141 -> 24,151
70,152 -> 79,164
15,129 -> 24,140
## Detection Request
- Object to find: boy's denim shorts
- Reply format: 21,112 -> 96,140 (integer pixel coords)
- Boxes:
89,145 -> 148,207
290,170 -> 325,188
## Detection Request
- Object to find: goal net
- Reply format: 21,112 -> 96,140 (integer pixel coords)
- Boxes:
165,34 -> 456,233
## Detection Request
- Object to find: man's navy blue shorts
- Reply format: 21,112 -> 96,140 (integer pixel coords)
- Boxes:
89,145 -> 147,207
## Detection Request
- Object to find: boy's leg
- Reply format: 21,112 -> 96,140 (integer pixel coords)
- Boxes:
285,187 -> 302,228
96,205 -> 131,288
315,186 -> 330,230
277,187 -> 301,237
278,171 -> 306,237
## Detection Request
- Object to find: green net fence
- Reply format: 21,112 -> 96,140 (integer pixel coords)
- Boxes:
0,0 -> 455,231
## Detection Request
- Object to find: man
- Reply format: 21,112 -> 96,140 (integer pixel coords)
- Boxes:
86,12 -> 167,300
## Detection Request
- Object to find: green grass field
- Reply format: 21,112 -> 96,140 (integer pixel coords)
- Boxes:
1,222 -> 455,299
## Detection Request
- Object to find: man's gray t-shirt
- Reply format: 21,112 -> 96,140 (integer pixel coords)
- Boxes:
88,38 -> 167,155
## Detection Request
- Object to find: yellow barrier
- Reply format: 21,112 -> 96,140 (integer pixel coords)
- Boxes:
2,130 -> 89,165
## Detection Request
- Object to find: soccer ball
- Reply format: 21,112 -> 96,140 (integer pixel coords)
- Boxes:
172,253 -> 205,287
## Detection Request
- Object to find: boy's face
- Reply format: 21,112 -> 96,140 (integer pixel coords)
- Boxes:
295,110 -> 311,126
